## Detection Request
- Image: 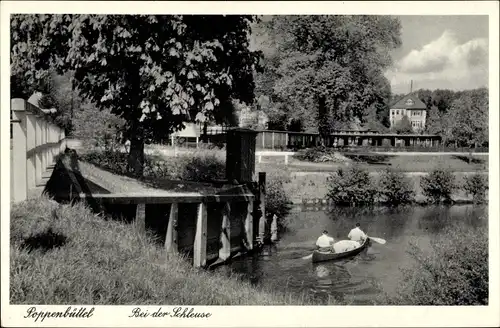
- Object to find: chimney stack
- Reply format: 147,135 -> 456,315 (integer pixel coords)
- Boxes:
410,80 -> 413,93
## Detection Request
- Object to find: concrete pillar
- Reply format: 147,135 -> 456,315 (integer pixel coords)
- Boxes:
26,113 -> 37,189
11,99 -> 27,202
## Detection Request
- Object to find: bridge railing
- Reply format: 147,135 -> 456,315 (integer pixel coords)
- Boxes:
11,98 -> 66,202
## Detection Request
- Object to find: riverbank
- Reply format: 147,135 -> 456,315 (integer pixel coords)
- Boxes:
10,197 -> 333,305
283,171 -> 489,204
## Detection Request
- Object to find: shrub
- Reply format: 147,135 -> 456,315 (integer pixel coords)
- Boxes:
263,169 -> 291,226
420,168 -> 456,204
385,224 -> 488,305
81,149 -> 226,182
326,166 -> 376,206
377,169 -> 415,205
463,173 -> 488,204
295,146 -> 349,163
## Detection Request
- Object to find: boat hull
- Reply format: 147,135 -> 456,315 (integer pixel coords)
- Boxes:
312,238 -> 370,263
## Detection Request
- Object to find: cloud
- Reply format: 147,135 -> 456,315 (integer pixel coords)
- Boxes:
387,30 -> 488,93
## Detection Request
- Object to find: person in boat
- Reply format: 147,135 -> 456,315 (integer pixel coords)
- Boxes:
315,230 -> 335,252
348,223 -> 367,243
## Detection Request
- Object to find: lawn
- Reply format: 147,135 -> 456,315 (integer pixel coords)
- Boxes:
258,153 -> 488,173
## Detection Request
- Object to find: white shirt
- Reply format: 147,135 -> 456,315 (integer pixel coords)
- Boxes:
348,227 -> 367,242
316,234 -> 334,248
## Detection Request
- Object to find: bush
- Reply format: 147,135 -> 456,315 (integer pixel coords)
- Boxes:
81,149 -> 226,182
420,168 -> 456,204
386,224 -> 488,305
377,169 -> 415,205
463,173 -> 488,204
295,146 -> 348,163
327,166 -> 376,206
262,168 -> 291,227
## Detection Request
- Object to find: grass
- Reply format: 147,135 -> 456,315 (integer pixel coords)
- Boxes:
280,154 -> 488,173
10,196 -> 330,305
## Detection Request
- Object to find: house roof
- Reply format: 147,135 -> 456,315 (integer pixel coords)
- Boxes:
391,93 -> 427,110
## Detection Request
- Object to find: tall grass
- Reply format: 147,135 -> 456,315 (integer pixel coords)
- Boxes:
11,197 -> 323,305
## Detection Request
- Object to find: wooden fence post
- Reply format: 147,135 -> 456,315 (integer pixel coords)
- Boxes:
194,202 -> 207,267
271,214 -> 278,242
11,99 -> 27,202
258,172 -> 266,241
245,200 -> 253,250
219,202 -> 231,261
165,203 -> 178,256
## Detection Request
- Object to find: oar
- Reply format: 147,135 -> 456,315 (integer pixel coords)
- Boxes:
368,236 -> 386,244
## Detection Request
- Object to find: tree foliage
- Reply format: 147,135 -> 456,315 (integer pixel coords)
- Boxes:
11,14 -> 261,176
254,15 -> 402,134
393,115 -> 413,134
444,88 -> 488,148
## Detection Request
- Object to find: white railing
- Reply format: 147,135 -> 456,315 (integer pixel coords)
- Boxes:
11,98 -> 66,202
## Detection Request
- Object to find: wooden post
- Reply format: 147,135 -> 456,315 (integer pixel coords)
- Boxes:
258,172 -> 266,241
262,131 -> 265,149
285,132 -> 289,149
271,214 -> 278,242
219,202 -> 231,261
194,202 -> 207,267
165,203 -> 178,255
284,154 -> 289,165
11,99 -> 27,202
136,203 -> 146,232
245,200 -> 253,250
26,113 -> 36,189
271,131 -> 275,150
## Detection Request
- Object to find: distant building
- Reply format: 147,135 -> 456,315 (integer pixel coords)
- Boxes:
389,93 -> 427,132
238,106 -> 268,129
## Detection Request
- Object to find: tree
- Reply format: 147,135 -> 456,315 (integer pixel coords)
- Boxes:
445,88 -> 488,160
425,105 -> 443,136
257,15 -> 401,137
393,115 -> 413,134
11,14 -> 261,176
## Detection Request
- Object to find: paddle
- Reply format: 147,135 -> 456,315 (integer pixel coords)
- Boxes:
301,254 -> 313,260
368,236 -> 386,245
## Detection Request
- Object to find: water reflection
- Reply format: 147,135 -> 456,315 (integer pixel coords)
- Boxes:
223,205 -> 487,304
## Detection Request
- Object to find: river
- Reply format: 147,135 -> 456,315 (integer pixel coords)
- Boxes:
215,205 -> 487,304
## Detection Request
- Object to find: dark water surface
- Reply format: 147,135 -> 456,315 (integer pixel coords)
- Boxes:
216,205 -> 487,304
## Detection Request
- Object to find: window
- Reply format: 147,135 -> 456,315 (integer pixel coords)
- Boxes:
396,110 -> 399,115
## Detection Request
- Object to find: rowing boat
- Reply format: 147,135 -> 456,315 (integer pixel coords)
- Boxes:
312,238 -> 370,263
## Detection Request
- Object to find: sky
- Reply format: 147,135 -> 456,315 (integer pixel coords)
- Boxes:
386,15 -> 489,94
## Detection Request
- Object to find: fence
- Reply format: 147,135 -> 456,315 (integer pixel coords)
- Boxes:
10,98 -> 66,202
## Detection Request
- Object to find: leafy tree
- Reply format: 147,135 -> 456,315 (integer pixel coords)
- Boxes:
425,105 -> 443,136
11,14 -> 261,176
256,15 -> 402,137
393,115 -> 413,134
444,88 -> 488,159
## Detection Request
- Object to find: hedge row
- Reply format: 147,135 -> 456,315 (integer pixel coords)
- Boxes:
327,166 -> 488,206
